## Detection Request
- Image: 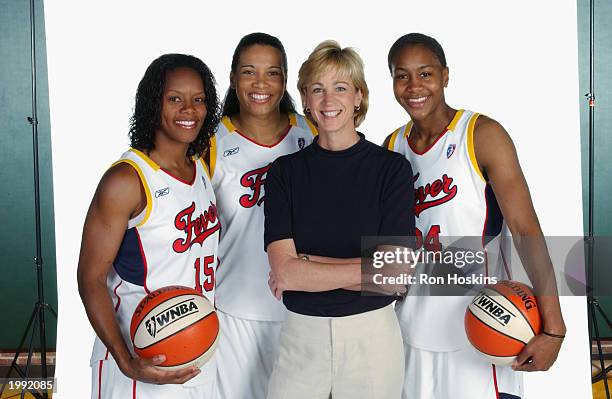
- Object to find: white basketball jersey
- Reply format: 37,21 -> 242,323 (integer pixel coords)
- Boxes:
211,113 -> 317,321
91,149 -> 220,372
389,109 -> 509,351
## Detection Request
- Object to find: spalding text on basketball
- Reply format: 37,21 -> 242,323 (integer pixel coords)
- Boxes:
499,280 -> 537,310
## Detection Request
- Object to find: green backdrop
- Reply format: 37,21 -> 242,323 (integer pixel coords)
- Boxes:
578,0 -> 612,337
0,0 -> 57,350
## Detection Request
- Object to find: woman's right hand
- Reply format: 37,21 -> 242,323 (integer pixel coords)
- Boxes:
118,355 -> 201,385
268,271 -> 283,300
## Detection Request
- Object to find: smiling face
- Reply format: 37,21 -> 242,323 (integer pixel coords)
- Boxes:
391,44 -> 449,122
231,44 -> 285,117
156,67 -> 207,147
302,67 -> 362,135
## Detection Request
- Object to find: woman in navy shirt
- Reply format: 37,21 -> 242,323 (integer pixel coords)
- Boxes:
264,40 -> 415,399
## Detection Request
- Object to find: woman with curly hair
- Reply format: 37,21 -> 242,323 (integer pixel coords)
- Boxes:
209,32 -> 316,399
77,53 -> 222,399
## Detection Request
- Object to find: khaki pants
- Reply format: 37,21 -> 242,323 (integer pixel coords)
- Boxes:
267,304 -> 404,399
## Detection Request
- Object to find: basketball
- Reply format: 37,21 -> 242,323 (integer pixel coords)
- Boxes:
465,280 -> 542,365
130,286 -> 219,370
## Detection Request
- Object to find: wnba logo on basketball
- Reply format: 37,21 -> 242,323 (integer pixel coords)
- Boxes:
131,287 -> 219,370
471,293 -> 512,326
144,299 -> 200,338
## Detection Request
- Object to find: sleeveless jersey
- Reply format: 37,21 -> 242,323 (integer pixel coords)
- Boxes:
211,113 -> 317,321
388,109 -> 510,351
91,149 -> 220,374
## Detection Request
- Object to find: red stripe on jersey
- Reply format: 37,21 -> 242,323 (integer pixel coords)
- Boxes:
408,128 -> 449,155
161,161 -> 196,185
98,360 -> 103,399
481,187 -> 489,247
492,364 -> 500,399
134,229 -> 150,294
113,280 -> 123,312
132,379 -> 137,398
482,187 -> 489,277
102,281 -> 124,361
235,125 -> 291,148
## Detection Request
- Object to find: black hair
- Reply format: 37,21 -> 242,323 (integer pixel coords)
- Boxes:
129,53 -> 221,158
387,33 -> 447,72
222,32 -> 296,116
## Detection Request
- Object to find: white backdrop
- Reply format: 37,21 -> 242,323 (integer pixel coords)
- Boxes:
44,0 -> 591,397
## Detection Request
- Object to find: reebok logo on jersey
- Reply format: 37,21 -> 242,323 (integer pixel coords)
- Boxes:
224,147 -> 239,157
240,164 -> 270,208
155,187 -> 170,198
414,173 -> 458,217
145,299 -> 200,338
446,144 -> 456,158
172,201 -> 220,253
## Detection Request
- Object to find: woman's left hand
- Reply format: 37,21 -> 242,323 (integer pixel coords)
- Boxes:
268,271 -> 283,300
511,333 -> 563,372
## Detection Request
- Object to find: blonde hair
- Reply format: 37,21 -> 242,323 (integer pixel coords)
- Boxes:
297,40 -> 369,127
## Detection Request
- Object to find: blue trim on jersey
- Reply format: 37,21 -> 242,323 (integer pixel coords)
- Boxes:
483,184 -> 503,245
499,394 -> 521,399
113,228 -> 145,286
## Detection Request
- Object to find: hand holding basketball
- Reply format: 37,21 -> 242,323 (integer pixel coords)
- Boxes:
130,286 -> 220,371
118,354 -> 201,385
465,280 -> 543,365
511,332 -> 563,372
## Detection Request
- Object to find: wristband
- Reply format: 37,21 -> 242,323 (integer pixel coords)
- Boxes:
542,331 -> 565,339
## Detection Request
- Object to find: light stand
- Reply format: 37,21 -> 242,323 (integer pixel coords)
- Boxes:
0,1 -> 58,398
586,0 -> 612,397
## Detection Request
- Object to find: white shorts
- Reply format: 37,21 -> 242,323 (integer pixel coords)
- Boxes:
267,304 -> 404,399
402,343 -> 522,399
216,310 -> 282,399
91,354 -> 216,399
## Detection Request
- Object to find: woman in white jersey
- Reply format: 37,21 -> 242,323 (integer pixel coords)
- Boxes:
209,33 -> 316,399
384,33 -> 566,399
78,54 -> 221,399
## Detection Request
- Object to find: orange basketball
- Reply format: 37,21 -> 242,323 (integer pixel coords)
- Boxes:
130,286 -> 219,370
465,280 -> 542,365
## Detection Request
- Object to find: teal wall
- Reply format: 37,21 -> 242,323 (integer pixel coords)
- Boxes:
0,0 -> 57,349
578,0 -> 612,337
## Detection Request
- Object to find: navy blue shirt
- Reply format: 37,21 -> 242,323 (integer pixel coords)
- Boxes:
264,134 -> 415,317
